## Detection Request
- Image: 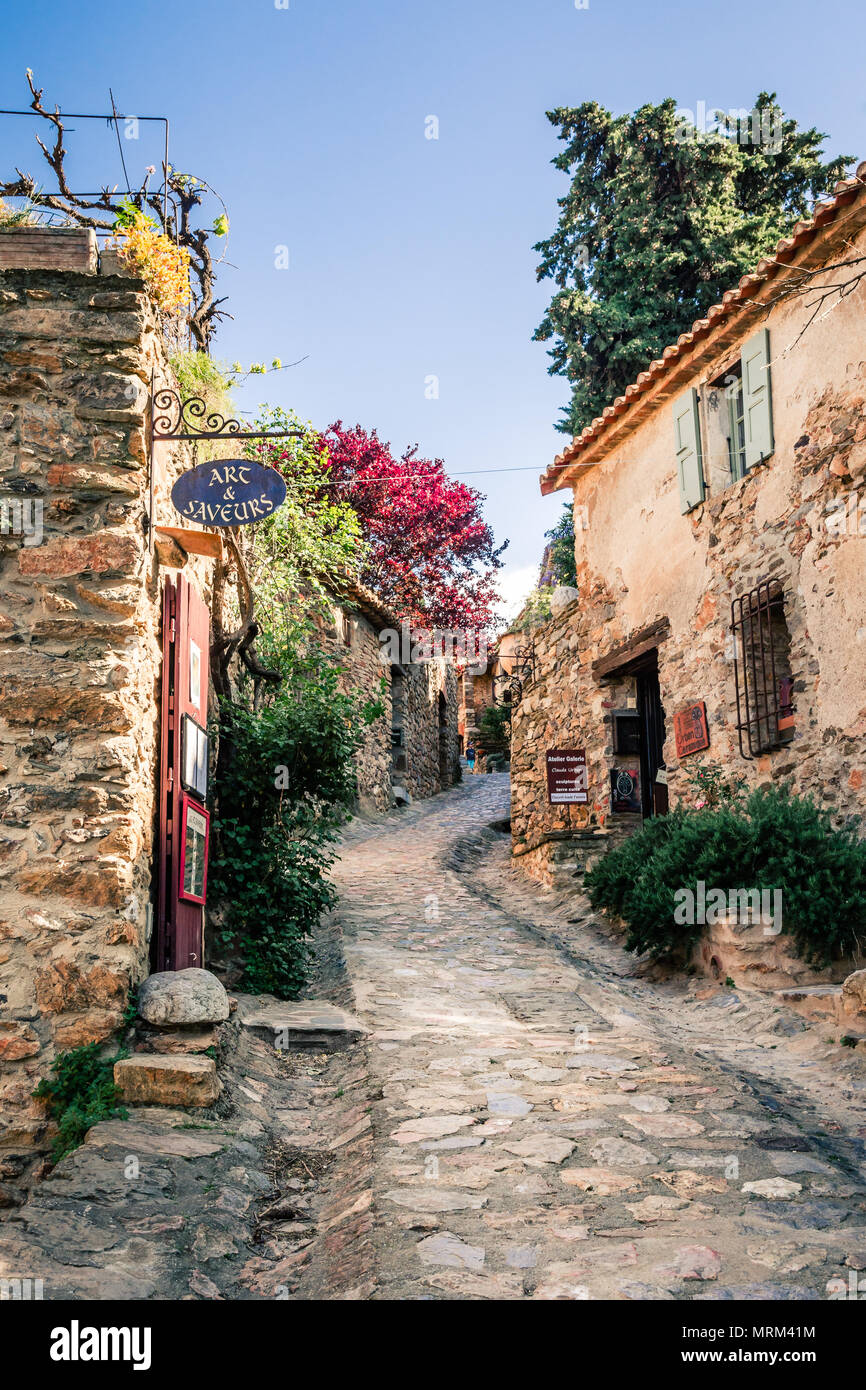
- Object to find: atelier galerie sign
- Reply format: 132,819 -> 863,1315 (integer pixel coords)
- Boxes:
673,700 -> 710,758
171,459 -> 287,528
546,748 -> 589,804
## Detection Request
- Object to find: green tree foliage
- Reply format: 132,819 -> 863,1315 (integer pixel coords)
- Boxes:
534,95 -> 853,435
544,502 -> 577,587
209,645 -> 384,998
244,405 -> 365,657
478,702 -> 511,751
207,406 -> 380,998
584,786 -> 866,965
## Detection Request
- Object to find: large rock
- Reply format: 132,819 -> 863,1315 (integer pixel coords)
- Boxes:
114,1055 -> 220,1108
842,969 -> 866,1017
550,584 -> 580,616
138,969 -> 230,1027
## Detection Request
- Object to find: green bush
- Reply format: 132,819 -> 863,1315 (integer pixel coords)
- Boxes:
33,1043 -> 128,1162
209,644 -> 383,998
478,703 -> 510,751
585,785 -> 866,965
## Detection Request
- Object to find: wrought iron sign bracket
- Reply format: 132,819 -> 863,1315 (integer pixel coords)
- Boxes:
492,642 -> 535,708
147,374 -> 306,547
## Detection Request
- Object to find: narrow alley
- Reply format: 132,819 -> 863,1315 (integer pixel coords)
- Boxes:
330,774 -> 866,1300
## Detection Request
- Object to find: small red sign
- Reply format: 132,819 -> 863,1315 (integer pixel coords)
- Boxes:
674,701 -> 710,758
546,748 -> 588,804
178,794 -> 210,905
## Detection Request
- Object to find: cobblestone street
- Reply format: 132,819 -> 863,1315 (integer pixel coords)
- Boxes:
333,774 -> 866,1300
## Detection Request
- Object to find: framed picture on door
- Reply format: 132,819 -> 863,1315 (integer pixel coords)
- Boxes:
180,714 -> 209,801
178,795 -> 210,904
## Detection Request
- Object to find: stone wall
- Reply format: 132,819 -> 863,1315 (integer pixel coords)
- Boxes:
0,229 -> 209,1183
318,598 -> 461,811
319,597 -> 393,813
512,213 -> 866,885
404,660 -> 460,800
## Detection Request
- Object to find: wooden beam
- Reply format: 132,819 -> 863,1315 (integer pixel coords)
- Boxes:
592,618 -> 671,678
154,526 -> 223,559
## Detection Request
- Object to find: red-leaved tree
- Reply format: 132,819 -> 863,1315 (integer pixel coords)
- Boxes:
318,423 -> 507,633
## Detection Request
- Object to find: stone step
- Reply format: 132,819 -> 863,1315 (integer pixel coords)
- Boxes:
237,998 -> 367,1053
114,1054 -> 221,1108
773,984 -> 845,1024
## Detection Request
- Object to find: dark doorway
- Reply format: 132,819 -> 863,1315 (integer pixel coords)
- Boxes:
635,655 -> 668,818
438,691 -> 450,790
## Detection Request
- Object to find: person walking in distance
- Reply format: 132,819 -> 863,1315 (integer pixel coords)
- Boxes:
465,743 -> 476,773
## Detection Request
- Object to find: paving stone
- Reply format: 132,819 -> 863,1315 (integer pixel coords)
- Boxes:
486,1091 -> 532,1117
560,1168 -> 643,1194
768,1152 -> 837,1177
627,1095 -> 671,1113
626,1195 -> 699,1223
589,1137 -> 659,1167
501,1134 -> 575,1165
416,1232 -> 485,1270
742,1177 -> 803,1199
624,1113 -> 705,1139
566,1053 -> 638,1074
652,1169 -> 728,1198
239,999 -> 367,1051
389,1115 -> 476,1144
383,1188 -> 488,1213
653,1244 -> 722,1280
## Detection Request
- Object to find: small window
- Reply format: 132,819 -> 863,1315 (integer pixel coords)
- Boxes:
706,362 -> 747,483
612,711 -> 641,756
339,610 -> 352,647
731,579 -> 795,759
725,367 -> 748,480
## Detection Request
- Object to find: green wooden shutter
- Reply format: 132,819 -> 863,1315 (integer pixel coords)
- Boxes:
741,328 -> 774,469
673,388 -> 705,513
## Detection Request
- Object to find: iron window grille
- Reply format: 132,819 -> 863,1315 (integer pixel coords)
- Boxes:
731,579 -> 795,759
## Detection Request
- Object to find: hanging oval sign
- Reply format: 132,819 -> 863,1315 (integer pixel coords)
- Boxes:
171,459 -> 287,528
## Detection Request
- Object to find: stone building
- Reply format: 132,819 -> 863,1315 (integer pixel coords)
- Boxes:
0,227 -> 213,1178
0,227 -> 461,1189
321,577 -> 461,811
457,627 -> 528,766
512,164 -> 866,886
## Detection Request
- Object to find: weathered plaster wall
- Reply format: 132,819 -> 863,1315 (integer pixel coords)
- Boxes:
512,219 -> 866,880
0,232 -> 209,1182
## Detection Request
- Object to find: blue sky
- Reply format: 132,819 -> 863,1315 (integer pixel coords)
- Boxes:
3,0 -> 865,619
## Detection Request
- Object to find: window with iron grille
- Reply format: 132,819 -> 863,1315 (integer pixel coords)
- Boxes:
730,579 -> 795,759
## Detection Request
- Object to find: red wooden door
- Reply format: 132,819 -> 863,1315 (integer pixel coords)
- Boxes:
156,574 -> 211,971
